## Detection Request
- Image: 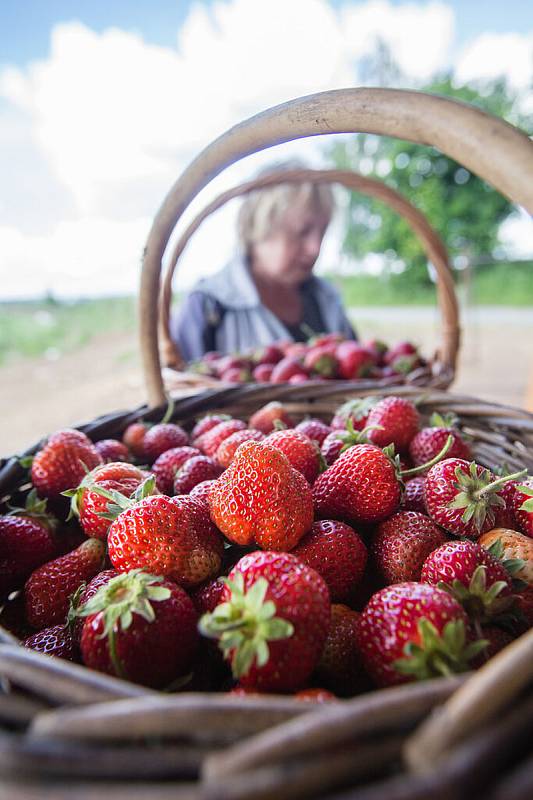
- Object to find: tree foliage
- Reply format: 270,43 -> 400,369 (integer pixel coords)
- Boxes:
328,77 -> 529,288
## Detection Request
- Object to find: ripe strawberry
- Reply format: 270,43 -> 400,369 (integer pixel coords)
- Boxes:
189,479 -> 217,511
513,480 -> 533,538
315,604 -> 364,696
151,446 -> 201,494
248,402 -> 295,434
478,528 -> 533,585
108,494 -> 223,588
335,342 -> 374,380
216,429 -> 265,469
253,344 -> 284,366
0,490 -> 57,599
94,439 -> 131,463
420,540 -> 516,623
424,459 -> 525,539
67,462 -> 150,540
288,373 -> 309,384
472,625 -> 514,666
295,419 -> 331,447
209,440 -> 313,551
190,578 -> 226,615
79,570 -> 198,688
69,569 -> 119,644
355,582 -> 485,687
24,538 -> 105,629
214,356 -> 252,377
372,511 -> 448,584
304,344 -> 339,378
493,479 -> 518,529
196,419 -> 247,457
400,477 -> 427,513
191,414 -> 231,444
173,456 -> 222,495
270,357 -> 308,384
294,688 -> 337,703
409,413 -> 471,470
291,520 -> 368,602
23,624 -> 78,661
122,422 -> 149,459
384,341 -> 418,366
313,444 -> 401,525
266,429 -> 321,484
364,339 -> 387,365
31,429 -> 102,499
366,396 -> 420,452
199,550 -> 330,691
253,363 -> 274,382
221,367 -> 252,384
331,397 -> 377,432
142,423 -> 189,463
0,593 -> 33,640
320,431 -> 346,466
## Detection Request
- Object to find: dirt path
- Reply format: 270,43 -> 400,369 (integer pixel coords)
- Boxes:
2,307 -> 532,457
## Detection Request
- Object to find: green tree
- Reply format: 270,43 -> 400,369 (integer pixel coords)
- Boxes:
329,77 -> 529,289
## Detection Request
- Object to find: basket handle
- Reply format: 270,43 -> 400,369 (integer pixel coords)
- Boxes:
141,88 -> 533,407
159,168 -> 459,372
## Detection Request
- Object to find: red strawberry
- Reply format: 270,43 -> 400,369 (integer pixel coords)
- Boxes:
295,419 -> 331,447
493,479 -> 518,529
315,604 -> 364,696
320,431 -> 346,466
0,490 -> 58,599
69,569 -> 118,644
472,625 -> 514,666
122,422 -> 149,459
424,459 -> 525,539
173,456 -> 222,495
253,363 -> 274,383
67,462 -> 150,540
335,342 -> 374,379
355,582 -> 485,687
331,397 -> 377,432
364,339 -> 387,365
421,540 -> 516,623
253,344 -> 284,365
108,494 -> 223,588
366,396 -> 420,452
79,570 -> 198,688
288,373 -> 309,384
513,480 -> 533,538
400,477 -> 427,513
294,688 -> 337,703
214,355 -> 252,377
266,429 -> 321,484
142,423 -> 189,463
199,550 -> 330,691
0,593 -> 33,640
94,439 -> 131,463
190,578 -> 226,615
270,357 -> 308,384
409,414 -> 471,470
304,344 -> 339,378
209,440 -> 313,550
191,414 -> 231,444
384,341 -> 418,366
31,429 -> 102,499
189,479 -> 217,511
221,367 -> 252,384
216,429 -> 265,469
152,446 -> 201,494
24,538 -> 105,629
372,511 -> 448,584
23,624 -> 78,661
291,520 -> 368,602
248,402 -> 295,434
196,419 -> 247,457
313,444 -> 401,525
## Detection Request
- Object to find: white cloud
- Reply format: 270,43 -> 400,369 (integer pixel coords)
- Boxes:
455,32 -> 533,90
0,0 -> 531,301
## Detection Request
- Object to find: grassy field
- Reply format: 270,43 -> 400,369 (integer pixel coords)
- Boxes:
1,261 -> 531,364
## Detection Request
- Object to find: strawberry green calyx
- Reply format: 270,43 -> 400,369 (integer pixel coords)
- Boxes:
66,474 -> 157,523
77,570 -> 171,679
486,539 -> 527,589
385,435 -> 454,480
390,354 -> 419,375
448,465 -> 527,531
437,566 -> 514,623
429,411 -> 460,429
517,484 -> 533,513
198,574 -> 294,679
7,488 -> 57,528
337,397 -> 378,424
336,421 -> 384,454
394,619 -> 487,680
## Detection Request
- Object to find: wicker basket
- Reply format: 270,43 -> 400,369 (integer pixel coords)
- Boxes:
158,167 -> 460,392
0,88 -> 532,798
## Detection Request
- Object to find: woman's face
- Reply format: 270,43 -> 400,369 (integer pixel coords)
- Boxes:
250,202 -> 330,287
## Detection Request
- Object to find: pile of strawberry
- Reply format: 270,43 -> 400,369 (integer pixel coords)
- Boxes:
2,395 -> 532,698
190,334 -> 427,384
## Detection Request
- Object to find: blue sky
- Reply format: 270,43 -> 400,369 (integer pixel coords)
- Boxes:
0,0 -> 531,299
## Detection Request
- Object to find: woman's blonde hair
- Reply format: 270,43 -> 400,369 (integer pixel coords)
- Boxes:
237,160 -> 335,253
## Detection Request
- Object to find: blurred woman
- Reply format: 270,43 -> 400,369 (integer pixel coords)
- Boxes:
172,162 -> 356,361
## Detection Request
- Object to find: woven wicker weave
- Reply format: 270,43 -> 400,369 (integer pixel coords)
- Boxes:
0,88 -> 532,798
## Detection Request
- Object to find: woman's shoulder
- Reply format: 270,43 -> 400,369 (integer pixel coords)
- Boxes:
190,256 -> 258,310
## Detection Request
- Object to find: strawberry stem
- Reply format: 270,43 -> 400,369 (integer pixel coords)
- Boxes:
401,435 -> 454,477
474,469 -> 527,500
